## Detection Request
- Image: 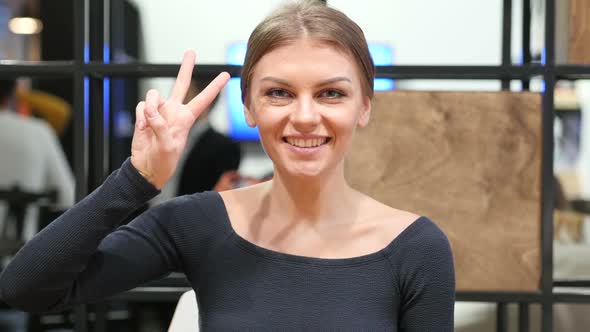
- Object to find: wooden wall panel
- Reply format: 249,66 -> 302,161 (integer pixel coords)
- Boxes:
345,91 -> 542,291
569,0 -> 590,63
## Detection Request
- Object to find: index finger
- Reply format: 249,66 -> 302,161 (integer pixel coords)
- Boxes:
186,72 -> 231,116
170,50 -> 196,102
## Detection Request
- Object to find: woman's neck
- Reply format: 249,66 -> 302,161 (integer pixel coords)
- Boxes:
262,164 -> 362,229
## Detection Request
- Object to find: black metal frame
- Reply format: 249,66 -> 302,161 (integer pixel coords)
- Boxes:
3,0 -> 590,331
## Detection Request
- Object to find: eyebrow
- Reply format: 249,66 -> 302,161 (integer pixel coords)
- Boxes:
260,76 -> 352,87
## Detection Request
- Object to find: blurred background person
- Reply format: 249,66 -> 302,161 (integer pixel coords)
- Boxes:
0,79 -> 74,244
15,87 -> 72,137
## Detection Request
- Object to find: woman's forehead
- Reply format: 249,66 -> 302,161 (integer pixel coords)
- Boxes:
252,39 -> 359,82
263,38 -> 352,61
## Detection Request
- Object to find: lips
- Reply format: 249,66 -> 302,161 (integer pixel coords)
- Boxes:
283,136 -> 332,148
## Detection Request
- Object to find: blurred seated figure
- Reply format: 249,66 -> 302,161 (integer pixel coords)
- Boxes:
0,79 -> 74,242
16,88 -> 72,137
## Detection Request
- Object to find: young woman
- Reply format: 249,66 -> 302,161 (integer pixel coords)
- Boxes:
0,1 -> 455,330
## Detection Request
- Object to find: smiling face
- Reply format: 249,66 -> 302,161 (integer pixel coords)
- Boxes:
244,38 -> 371,179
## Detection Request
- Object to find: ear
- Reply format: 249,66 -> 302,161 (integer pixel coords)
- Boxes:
357,96 -> 371,128
244,104 -> 257,128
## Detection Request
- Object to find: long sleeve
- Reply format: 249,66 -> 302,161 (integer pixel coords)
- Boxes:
394,220 -> 456,331
0,159 -> 181,313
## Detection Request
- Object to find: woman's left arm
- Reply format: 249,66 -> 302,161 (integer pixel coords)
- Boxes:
397,226 -> 456,331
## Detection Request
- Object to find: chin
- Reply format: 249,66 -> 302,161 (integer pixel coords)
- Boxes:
283,163 -> 331,179
270,151 -> 343,180
291,171 -> 323,179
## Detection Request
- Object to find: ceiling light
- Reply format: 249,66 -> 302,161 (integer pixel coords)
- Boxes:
8,17 -> 43,35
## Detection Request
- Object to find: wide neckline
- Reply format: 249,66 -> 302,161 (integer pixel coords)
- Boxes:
210,191 -> 428,267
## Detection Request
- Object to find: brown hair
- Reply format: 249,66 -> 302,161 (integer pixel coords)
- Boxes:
241,0 -> 375,105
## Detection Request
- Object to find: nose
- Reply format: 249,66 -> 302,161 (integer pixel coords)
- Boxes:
290,95 -> 321,132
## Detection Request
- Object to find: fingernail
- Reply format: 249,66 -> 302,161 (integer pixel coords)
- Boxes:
137,120 -> 145,129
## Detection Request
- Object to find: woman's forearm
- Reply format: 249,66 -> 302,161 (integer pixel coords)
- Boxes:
0,159 -> 160,312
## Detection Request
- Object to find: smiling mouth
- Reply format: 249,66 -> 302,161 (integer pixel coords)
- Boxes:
283,137 -> 332,148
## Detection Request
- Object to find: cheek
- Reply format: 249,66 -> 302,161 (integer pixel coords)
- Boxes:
252,109 -> 282,137
333,108 -> 363,131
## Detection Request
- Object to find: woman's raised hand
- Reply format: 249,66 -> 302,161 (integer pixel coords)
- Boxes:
130,50 -> 230,189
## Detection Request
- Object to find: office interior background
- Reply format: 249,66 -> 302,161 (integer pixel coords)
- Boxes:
1,0 -> 590,331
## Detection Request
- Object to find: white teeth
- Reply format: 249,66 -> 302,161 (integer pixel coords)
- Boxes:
286,137 -> 328,148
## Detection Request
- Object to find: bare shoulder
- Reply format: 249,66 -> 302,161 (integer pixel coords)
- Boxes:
358,192 -> 420,223
217,182 -> 269,231
356,192 -> 422,237
217,181 -> 267,207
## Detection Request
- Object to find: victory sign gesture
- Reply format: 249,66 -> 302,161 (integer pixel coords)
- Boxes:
130,51 -> 230,189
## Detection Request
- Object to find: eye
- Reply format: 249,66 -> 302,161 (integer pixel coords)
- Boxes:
319,89 -> 345,99
266,88 -> 291,98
